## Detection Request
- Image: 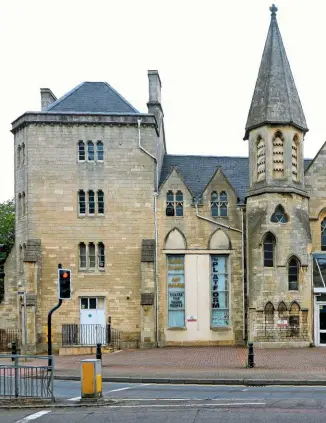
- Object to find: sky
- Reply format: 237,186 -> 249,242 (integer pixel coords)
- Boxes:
1,0 -> 326,202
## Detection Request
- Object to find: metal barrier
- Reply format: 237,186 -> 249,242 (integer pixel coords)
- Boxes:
0,355 -> 54,400
62,324 -> 121,350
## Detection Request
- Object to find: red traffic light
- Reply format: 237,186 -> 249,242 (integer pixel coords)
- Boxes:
62,272 -> 69,279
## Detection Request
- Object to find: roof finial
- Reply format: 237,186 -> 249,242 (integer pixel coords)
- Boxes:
270,4 -> 278,18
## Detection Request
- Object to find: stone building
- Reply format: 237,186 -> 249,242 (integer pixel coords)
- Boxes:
1,5 -> 326,352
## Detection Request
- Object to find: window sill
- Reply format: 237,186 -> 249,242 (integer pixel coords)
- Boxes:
210,326 -> 232,331
167,327 -> 187,331
78,270 -> 105,274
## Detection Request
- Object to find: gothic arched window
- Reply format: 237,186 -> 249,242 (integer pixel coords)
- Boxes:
166,191 -> 175,216
263,233 -> 276,267
321,217 -> 326,251
211,192 -> 219,217
273,131 -> 284,179
88,190 -> 95,214
97,141 -> 104,161
89,242 -> 96,268
289,257 -> 299,290
98,242 -> 105,268
87,141 -> 94,161
175,191 -> 184,216
78,141 -> 85,161
97,190 -> 104,214
219,191 -> 228,217
79,242 -> 86,269
256,135 -> 266,181
292,135 -> 299,181
17,145 -> 21,167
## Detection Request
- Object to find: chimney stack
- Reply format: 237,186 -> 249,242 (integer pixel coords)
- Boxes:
147,70 -> 161,105
40,88 -> 57,111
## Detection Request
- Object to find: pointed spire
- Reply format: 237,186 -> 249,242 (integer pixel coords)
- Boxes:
244,5 -> 308,140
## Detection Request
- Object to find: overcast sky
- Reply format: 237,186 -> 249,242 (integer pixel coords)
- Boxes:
1,0 -> 325,202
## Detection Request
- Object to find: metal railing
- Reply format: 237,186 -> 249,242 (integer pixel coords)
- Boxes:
62,324 -> 121,349
0,329 -> 20,352
0,355 -> 54,400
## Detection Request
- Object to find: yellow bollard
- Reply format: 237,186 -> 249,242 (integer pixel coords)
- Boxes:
81,359 -> 102,399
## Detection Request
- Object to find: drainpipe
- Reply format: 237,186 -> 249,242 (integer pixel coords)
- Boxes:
137,119 -> 159,347
195,202 -> 246,341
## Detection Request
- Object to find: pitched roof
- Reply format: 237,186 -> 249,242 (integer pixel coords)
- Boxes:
46,82 -> 139,114
244,5 -> 308,140
159,154 -> 312,202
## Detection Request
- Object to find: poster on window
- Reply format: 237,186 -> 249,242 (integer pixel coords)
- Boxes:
211,255 -> 229,327
212,310 -> 229,327
167,255 -> 185,327
168,291 -> 185,309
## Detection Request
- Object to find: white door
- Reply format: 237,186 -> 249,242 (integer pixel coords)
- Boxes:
80,297 -> 106,345
318,303 -> 326,346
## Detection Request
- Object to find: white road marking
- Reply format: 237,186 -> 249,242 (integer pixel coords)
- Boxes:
15,410 -> 51,422
67,396 -> 81,401
106,402 -> 266,408
112,397 -> 264,401
242,389 -> 248,391
105,383 -> 150,393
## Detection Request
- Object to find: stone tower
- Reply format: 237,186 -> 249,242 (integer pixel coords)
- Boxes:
245,5 -> 312,346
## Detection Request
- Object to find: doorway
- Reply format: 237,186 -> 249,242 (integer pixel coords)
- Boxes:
79,297 -> 106,345
318,303 -> 326,346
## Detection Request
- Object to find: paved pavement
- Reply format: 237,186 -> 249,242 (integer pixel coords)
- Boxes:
2,346 -> 326,382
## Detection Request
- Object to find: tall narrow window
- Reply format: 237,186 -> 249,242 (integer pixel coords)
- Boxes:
87,141 -> 94,161
88,190 -> 95,214
89,243 -> 96,269
288,257 -> 299,290
18,194 -> 22,219
263,233 -> 276,267
321,218 -> 326,251
167,255 -> 185,327
98,190 -> 104,214
273,131 -> 284,179
175,191 -> 183,217
98,242 -> 105,268
292,135 -> 299,181
166,191 -> 175,216
79,243 -> 86,269
78,141 -> 85,161
211,192 -> 219,217
257,135 -> 266,181
22,144 -> 25,165
22,192 -> 26,216
211,255 -> 229,327
78,190 -> 86,214
97,141 -> 104,161
17,146 -> 21,167
219,191 -> 228,217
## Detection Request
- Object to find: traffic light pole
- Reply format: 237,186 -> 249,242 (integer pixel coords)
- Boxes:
47,264 -> 63,368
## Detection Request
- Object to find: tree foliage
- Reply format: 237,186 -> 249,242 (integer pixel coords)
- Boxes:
0,198 -> 15,255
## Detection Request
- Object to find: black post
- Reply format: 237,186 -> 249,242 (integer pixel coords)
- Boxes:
248,342 -> 254,368
96,343 -> 102,361
47,264 -> 63,368
11,341 -> 17,362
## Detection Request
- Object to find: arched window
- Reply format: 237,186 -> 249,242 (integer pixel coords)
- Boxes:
321,217 -> 326,251
271,205 -> 288,223
263,233 -> 276,267
175,191 -> 183,217
98,242 -> 105,268
79,243 -> 86,269
256,135 -> 266,181
264,302 -> 274,326
17,145 -> 21,167
97,190 -> 104,214
288,257 -> 299,290
88,190 -> 95,214
292,135 -> 299,181
166,191 -> 175,216
219,191 -> 228,217
87,141 -> 94,161
278,301 -> 287,317
78,190 -> 86,214
273,131 -> 284,179
289,302 -> 300,334
211,191 -> 219,217
97,141 -> 104,161
78,141 -> 85,161
89,242 -> 96,268
22,143 -> 25,165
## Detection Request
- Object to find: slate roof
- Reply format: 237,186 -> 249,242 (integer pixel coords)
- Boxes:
46,82 -> 139,114
159,154 -> 312,202
244,6 -> 308,139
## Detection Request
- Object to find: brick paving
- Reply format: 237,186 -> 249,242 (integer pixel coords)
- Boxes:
2,347 -> 326,381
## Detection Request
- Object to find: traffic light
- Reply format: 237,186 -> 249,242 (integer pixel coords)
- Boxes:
58,268 -> 72,299
0,244 -> 5,279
